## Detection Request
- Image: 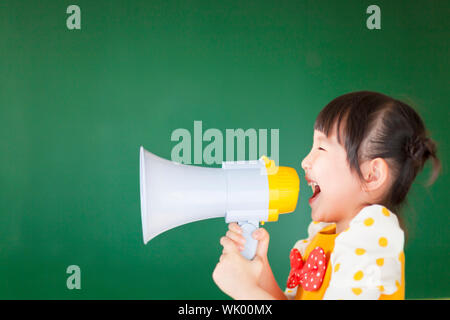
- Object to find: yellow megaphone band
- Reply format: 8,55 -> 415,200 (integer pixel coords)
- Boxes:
261,156 -> 300,223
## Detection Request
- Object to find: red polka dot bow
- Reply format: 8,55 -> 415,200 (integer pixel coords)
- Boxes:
286,246 -> 327,291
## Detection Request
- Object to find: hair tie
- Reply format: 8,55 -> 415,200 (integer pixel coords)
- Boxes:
405,136 -> 425,163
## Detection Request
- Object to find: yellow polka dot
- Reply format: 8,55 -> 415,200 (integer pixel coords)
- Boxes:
355,248 -> 366,255
378,285 -> 385,292
302,240 -> 308,243
313,221 -> 320,224
382,207 -> 390,217
352,288 -> 362,296
364,218 -> 374,226
376,258 -> 384,266
353,271 -> 364,281
334,263 -> 340,273
378,237 -> 388,247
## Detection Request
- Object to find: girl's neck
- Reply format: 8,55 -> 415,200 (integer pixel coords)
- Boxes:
335,203 -> 369,233
335,220 -> 350,234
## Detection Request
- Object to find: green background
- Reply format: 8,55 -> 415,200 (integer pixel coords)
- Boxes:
0,0 -> 448,299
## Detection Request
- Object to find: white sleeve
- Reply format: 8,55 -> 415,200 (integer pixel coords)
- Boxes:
323,205 -> 404,300
284,221 -> 335,300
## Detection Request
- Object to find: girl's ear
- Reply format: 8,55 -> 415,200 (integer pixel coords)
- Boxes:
361,158 -> 390,192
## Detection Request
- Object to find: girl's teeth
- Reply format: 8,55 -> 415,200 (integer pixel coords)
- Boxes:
308,181 -> 318,192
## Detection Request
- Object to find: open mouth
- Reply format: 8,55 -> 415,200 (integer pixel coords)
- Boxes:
308,181 -> 321,203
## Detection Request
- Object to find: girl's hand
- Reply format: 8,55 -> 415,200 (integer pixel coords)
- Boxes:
212,223 -> 271,299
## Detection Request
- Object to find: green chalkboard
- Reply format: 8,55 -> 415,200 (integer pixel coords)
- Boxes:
0,0 -> 448,299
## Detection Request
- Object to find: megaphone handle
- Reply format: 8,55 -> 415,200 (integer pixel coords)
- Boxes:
238,220 -> 259,260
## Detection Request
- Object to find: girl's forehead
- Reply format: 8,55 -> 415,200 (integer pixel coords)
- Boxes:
314,130 -> 334,141
314,130 -> 326,138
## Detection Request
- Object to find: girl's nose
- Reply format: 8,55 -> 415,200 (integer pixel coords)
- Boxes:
301,153 -> 312,171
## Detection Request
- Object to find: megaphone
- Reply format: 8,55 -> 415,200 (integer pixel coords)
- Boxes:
139,146 -> 300,260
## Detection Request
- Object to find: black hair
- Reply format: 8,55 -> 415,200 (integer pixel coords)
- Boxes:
314,91 -> 441,228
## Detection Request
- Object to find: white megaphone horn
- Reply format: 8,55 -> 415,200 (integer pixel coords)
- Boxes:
139,146 -> 300,260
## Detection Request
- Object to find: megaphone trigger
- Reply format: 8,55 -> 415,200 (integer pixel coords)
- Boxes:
237,220 -> 259,260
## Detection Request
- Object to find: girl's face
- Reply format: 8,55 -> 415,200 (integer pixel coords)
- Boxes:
301,129 -> 366,226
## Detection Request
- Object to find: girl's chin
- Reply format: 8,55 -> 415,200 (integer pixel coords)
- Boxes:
310,208 -> 322,222
309,195 -> 321,220
311,206 -> 338,225
310,203 -> 330,223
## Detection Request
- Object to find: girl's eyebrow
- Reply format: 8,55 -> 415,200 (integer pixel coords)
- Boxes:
314,131 -> 333,144
315,134 -> 334,146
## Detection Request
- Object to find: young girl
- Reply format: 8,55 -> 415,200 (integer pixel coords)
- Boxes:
212,91 -> 441,300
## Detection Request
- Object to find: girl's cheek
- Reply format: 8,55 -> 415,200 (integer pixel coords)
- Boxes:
317,158 -> 336,182
322,166 -> 353,196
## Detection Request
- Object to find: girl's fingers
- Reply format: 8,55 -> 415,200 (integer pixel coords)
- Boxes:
226,223 -> 245,251
253,228 -> 270,258
220,236 -> 245,253
228,222 -> 243,234
225,230 -> 246,246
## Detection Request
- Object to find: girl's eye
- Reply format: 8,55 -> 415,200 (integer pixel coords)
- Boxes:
318,147 -> 326,151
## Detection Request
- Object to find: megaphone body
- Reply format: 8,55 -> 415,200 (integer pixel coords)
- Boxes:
140,146 -> 299,260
